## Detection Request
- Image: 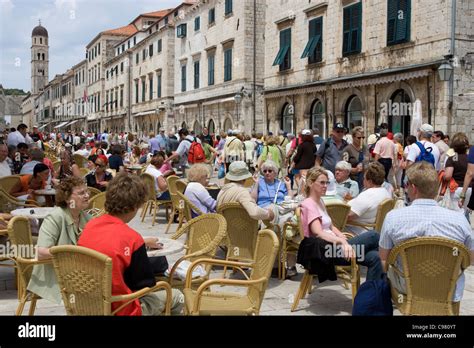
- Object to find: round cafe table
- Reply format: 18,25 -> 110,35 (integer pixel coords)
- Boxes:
127,166 -> 144,175
146,237 -> 185,257
34,189 -> 56,207
11,207 -> 56,220
206,186 -> 221,200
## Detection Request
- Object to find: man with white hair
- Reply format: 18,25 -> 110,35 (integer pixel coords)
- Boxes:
0,143 -> 12,178
334,161 -> 359,200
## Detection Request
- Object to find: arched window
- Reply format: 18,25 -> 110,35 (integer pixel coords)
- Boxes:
40,38 -> 42,44
208,119 -> 216,135
37,53 -> 40,60
42,53 -> 45,60
34,38 -> 36,44
157,122 -> 162,132
149,123 -> 153,132
223,118 -> 232,133
345,96 -> 363,131
281,103 -> 294,134
310,100 -> 326,138
181,122 -> 187,130
389,89 -> 411,135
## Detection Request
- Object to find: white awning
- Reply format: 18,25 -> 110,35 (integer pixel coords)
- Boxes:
134,110 -> 156,117
53,121 -> 69,129
38,123 -> 50,130
66,120 -> 79,126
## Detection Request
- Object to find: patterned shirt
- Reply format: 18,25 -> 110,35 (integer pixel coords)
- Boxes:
380,199 -> 473,301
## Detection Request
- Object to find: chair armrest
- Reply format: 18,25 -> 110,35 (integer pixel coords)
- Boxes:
184,258 -> 254,289
191,277 -> 267,314
167,249 -> 221,285
171,223 -> 188,240
345,221 -> 375,230
111,281 -> 172,315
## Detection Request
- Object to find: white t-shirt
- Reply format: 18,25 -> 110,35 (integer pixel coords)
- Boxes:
348,187 -> 391,234
145,165 -> 164,197
0,160 -> 12,178
406,140 -> 440,171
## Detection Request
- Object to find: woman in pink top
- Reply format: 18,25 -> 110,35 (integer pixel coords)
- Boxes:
297,167 -> 382,281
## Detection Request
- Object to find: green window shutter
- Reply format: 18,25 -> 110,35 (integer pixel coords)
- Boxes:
181,65 -> 186,92
157,75 -> 162,98
225,0 -> 233,15
343,6 -> 351,54
194,61 -> 200,89
395,0 -> 410,42
208,55 -> 215,85
387,0 -> 398,44
301,36 -> 319,59
224,49 -> 232,81
195,17 -> 200,31
274,28 -> 291,70
313,17 -> 323,62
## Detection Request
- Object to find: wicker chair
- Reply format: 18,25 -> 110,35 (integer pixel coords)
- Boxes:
166,214 -> 226,289
140,173 -> 171,226
72,154 -> 87,168
387,237 -> 470,316
52,161 -> 61,174
346,198 -> 396,232
165,176 -> 184,234
176,191 -> 204,222
291,202 -> 360,312
79,167 -> 90,177
183,229 -> 279,315
176,179 -> 187,194
86,192 -> 106,217
87,187 -> 101,198
325,201 -> 351,231
0,187 -> 38,213
0,175 -> 21,194
279,208 -> 303,280
50,245 -> 172,315
217,202 -> 260,277
8,216 -> 51,315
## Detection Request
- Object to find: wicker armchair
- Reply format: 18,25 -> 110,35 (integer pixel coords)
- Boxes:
325,201 -> 351,231
183,229 -> 279,315
79,167 -> 90,177
165,176 -> 184,234
87,186 -> 101,198
217,202 -> 260,277
52,161 -> 61,174
165,214 -> 226,289
0,187 -> 38,213
50,245 -> 172,315
346,198 -> 396,232
140,173 -> 171,226
387,237 -> 470,316
0,175 -> 21,194
176,191 -> 204,222
72,154 -> 87,168
279,208 -> 303,280
8,216 -> 51,315
176,179 -> 187,194
86,192 -> 106,217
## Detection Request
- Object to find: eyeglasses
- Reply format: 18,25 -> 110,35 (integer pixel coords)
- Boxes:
316,181 -> 330,186
263,170 -> 274,174
95,163 -> 106,168
72,190 -> 89,197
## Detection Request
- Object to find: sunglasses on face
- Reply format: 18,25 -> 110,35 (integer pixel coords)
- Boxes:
335,130 -> 344,134
263,170 -> 274,174
95,163 -> 106,168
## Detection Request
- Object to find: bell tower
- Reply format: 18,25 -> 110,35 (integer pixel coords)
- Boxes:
31,20 -> 49,95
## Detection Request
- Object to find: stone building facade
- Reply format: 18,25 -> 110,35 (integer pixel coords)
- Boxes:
173,0 -> 267,134
264,0 -> 474,140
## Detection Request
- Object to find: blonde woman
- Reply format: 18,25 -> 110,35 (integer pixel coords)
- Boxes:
297,167 -> 382,281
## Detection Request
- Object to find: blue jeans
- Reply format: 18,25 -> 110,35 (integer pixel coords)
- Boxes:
333,231 -> 383,281
157,191 -> 170,201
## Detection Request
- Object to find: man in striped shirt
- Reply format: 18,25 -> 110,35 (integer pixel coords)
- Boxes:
379,162 -> 474,302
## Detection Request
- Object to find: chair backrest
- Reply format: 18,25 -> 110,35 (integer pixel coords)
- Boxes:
88,192 -> 107,211
7,217 -> 35,290
325,201 -> 351,231
166,175 -> 180,195
52,161 -> 61,173
0,187 -> 22,213
140,173 -> 158,201
374,199 -> 396,232
295,207 -> 304,239
387,237 -> 470,315
180,214 -> 227,261
0,175 -> 21,194
50,245 -> 114,315
87,187 -> 102,198
79,167 -> 89,177
217,202 -> 259,263
176,191 -> 204,222
176,179 -> 187,194
73,154 -> 86,168
248,229 -> 280,310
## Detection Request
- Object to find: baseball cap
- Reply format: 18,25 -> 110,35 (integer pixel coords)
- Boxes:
302,129 -> 312,136
419,124 -> 434,133
333,123 -> 346,131
367,134 -> 378,146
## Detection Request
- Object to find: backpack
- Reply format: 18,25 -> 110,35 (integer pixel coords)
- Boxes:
352,274 -> 393,316
185,138 -> 206,164
415,141 -> 435,167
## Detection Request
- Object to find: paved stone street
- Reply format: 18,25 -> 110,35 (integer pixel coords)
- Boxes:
1,206 -> 474,316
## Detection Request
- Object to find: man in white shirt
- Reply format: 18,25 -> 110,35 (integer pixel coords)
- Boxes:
0,143 -> 12,178
74,143 -> 90,158
7,124 -> 33,147
406,123 -> 440,171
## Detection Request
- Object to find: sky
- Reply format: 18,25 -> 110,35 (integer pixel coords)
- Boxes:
0,0 -> 183,92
